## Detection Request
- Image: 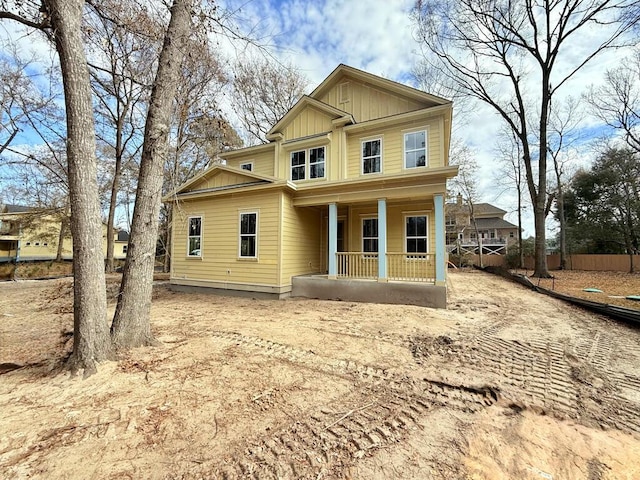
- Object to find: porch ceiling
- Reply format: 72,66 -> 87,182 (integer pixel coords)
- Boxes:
292,168 -> 455,207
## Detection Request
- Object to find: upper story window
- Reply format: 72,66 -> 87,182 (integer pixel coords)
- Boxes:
406,215 -> 428,253
239,212 -> 258,258
188,216 -> 202,257
309,147 -> 325,179
362,218 -> 378,253
240,162 -> 253,171
291,151 -> 305,180
404,130 -> 427,169
290,146 -> 326,181
362,139 -> 381,174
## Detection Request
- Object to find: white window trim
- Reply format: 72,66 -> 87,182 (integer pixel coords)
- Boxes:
290,146 -> 326,181
361,216 -> 378,255
403,128 -> 429,170
404,213 -> 430,254
238,211 -> 259,259
361,137 -> 383,175
239,161 -> 254,171
187,215 -> 203,258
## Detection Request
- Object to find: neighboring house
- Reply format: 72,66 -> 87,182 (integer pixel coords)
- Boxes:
164,65 -> 457,307
446,194 -> 519,255
0,204 -> 128,262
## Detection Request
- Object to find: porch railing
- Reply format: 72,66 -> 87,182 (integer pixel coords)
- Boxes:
336,252 -> 378,279
387,253 -> 435,282
335,252 -> 435,283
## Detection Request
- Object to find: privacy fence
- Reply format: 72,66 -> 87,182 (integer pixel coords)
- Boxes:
461,254 -> 639,272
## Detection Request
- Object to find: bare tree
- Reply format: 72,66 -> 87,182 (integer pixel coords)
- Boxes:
231,57 -> 308,145
451,146 -> 484,267
85,1 -> 159,272
111,0 -> 194,349
494,128 -> 527,268
1,0 -> 114,374
413,0 -> 639,277
585,47 -> 640,153
547,97 -> 583,269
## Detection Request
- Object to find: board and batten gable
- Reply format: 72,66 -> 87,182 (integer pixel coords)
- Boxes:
282,106 -> 335,142
317,76 -> 430,123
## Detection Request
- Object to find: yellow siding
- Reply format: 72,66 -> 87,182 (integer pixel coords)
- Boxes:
319,77 -> 426,122
346,117 -> 443,178
283,106 -> 333,141
0,214 -> 126,261
224,149 -> 276,177
280,195 -> 322,285
172,191 -> 280,286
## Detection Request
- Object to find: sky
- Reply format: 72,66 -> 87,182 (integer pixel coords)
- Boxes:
218,0 -> 635,238
1,1 -> 635,236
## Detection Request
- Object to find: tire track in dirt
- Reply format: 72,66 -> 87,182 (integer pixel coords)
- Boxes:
200,330 -> 498,480
411,329 -> 640,437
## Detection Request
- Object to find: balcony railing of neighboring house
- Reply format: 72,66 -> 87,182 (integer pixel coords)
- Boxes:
455,238 -> 508,246
335,252 -> 436,283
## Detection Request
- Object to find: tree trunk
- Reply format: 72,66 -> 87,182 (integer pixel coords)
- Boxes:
111,0 -> 192,349
105,127 -> 124,273
558,190 -> 567,270
46,0 -> 112,374
517,183 -> 524,269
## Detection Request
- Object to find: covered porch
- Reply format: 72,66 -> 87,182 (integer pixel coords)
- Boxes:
322,195 -> 446,285
291,192 -> 448,307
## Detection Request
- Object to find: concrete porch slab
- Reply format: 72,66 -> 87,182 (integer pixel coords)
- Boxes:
291,275 -> 447,308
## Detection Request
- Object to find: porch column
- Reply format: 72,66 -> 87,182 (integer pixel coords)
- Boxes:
328,203 -> 338,279
378,198 -> 387,281
434,194 -> 445,285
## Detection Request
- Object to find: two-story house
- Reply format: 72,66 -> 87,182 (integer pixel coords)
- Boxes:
446,194 -> 519,255
164,65 -> 457,307
0,204 -> 128,262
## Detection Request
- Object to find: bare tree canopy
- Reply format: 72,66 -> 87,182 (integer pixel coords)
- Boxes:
231,56 -> 308,145
585,47 -> 640,152
413,0 -> 640,277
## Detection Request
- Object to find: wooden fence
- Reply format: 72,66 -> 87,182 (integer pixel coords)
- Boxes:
460,254 -> 639,272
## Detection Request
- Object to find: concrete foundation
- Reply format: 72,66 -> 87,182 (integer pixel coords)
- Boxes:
291,275 -> 447,308
170,283 -> 290,300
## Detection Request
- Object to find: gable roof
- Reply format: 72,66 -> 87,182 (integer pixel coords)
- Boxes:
164,164 -> 277,199
310,64 -> 452,107
475,217 -> 518,229
447,202 -> 507,217
1,204 -> 33,214
267,95 -> 354,139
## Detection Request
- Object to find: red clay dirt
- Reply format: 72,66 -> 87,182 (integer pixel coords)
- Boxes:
1,270 -> 640,479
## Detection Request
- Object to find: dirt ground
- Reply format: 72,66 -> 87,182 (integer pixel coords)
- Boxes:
1,270 -> 640,479
514,269 -> 640,310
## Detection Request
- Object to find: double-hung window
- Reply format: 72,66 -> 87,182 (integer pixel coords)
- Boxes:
362,218 -> 378,254
239,212 -> 257,258
406,215 -> 428,253
309,147 -> 325,179
188,216 -> 202,257
290,146 -> 326,181
291,151 -> 306,180
362,139 -> 381,174
404,130 -> 427,168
